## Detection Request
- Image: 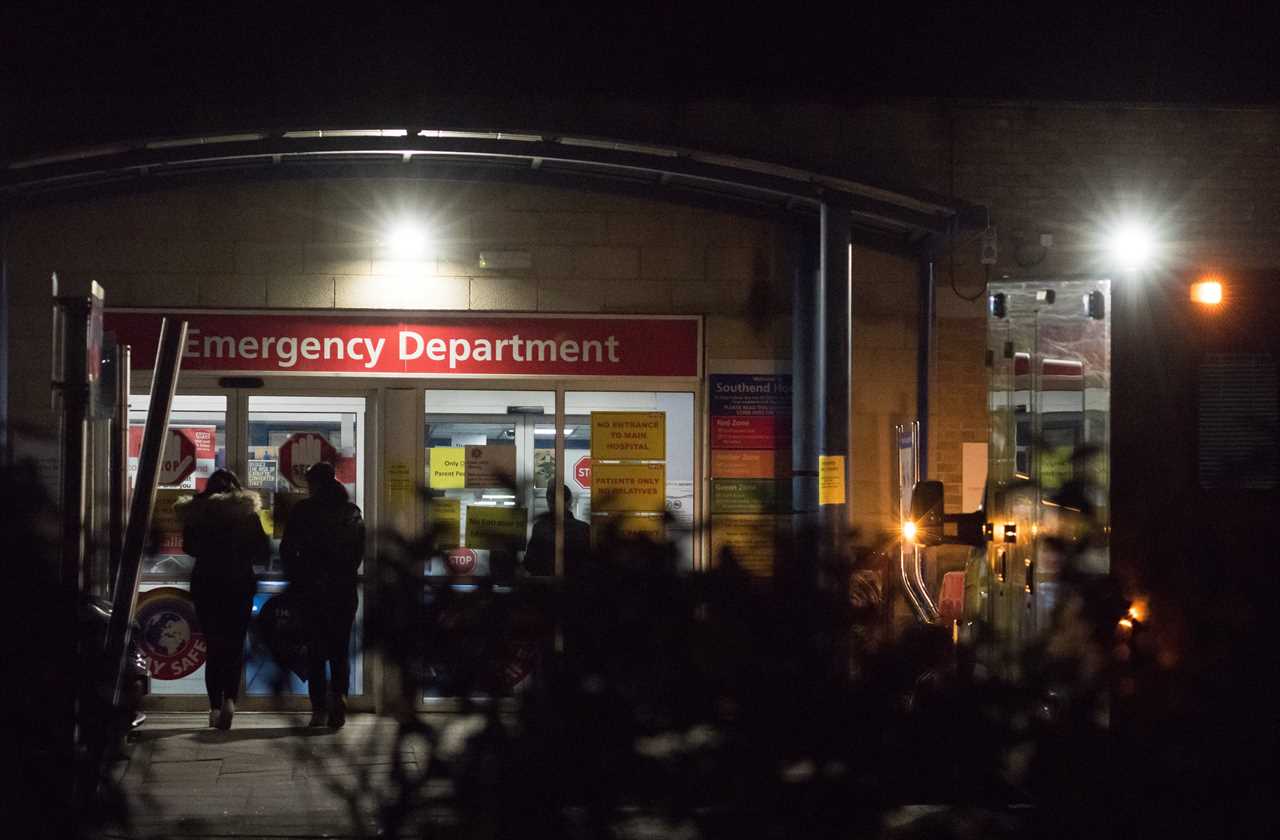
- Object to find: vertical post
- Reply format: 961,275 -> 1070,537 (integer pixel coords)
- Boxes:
819,202 -> 851,566
792,223 -> 822,532
917,256 -> 935,479
107,318 -> 187,706
553,387 -> 566,577
108,342 -> 131,585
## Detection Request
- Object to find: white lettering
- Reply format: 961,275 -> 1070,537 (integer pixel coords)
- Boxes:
399,331 -> 423,360
448,338 -> 471,369
559,340 -> 579,362
277,336 -> 298,368
185,328 -> 202,358
426,338 -> 446,361
204,334 -> 235,358
496,339 -> 510,360
261,336 -> 276,358
323,336 -> 345,360
300,337 -> 321,360
473,339 -> 492,361
238,336 -> 258,359
347,338 -> 364,361
363,337 -> 385,368
525,339 -> 556,362
511,334 -> 524,362
605,336 -> 620,363
582,339 -> 603,362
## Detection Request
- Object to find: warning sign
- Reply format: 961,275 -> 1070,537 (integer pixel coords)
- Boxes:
465,505 -> 527,551
590,412 -> 665,460
279,432 -> 338,489
818,455 -> 846,506
592,462 -> 666,512
429,447 -> 466,489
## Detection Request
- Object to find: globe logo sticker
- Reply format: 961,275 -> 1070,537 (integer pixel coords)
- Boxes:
135,587 -> 207,679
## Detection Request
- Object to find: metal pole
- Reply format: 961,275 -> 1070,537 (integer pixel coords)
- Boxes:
917,256 -> 935,479
106,318 -> 187,707
792,223 -> 822,530
819,202 -> 851,566
108,341 -> 130,585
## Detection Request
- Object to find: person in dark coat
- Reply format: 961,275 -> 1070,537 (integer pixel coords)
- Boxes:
176,469 -> 268,730
523,484 -> 590,576
280,461 -> 365,728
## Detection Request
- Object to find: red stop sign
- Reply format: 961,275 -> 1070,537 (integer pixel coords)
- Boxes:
573,455 -> 592,488
159,429 -> 198,486
279,432 -> 338,489
447,548 -> 478,575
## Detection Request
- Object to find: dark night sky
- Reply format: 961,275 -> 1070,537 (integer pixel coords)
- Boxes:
3,3 -> 1280,160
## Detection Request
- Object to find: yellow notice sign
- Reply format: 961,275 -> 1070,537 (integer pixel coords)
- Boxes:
428,498 -> 461,549
591,513 -> 665,545
590,411 -> 665,460
464,505 -> 527,551
592,462 -> 666,512
818,455 -> 846,505
429,447 -> 465,489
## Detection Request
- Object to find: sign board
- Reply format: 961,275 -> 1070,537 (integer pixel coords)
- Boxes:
446,547 -> 479,575
572,455 -> 592,489
590,412 -> 666,460
135,587 -> 206,680
592,462 -> 666,512
429,447 -> 466,489
130,425 -> 217,490
592,513 -> 665,544
711,478 -> 791,514
464,505 -> 527,550
428,498 -> 462,549
709,514 -> 791,578
151,489 -> 187,555
711,449 -> 789,479
279,432 -> 338,489
464,445 -> 517,489
106,312 -> 701,378
247,458 -> 277,489
818,455 -> 846,506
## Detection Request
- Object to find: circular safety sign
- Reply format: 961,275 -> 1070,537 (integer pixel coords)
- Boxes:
278,432 -> 338,489
135,587 -> 206,680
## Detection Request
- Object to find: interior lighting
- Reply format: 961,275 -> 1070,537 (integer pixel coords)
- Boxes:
1190,277 -> 1224,306
534,426 -> 576,437
1106,220 -> 1157,271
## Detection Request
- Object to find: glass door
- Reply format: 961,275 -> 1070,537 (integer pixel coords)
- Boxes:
241,394 -> 368,701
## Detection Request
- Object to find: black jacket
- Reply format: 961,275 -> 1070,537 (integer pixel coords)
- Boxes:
280,481 -> 365,601
177,489 -> 269,588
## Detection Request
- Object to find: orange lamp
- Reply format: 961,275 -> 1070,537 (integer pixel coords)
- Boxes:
1190,277 -> 1224,306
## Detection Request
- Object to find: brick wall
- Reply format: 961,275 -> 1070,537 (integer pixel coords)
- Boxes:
6,178 -> 793,434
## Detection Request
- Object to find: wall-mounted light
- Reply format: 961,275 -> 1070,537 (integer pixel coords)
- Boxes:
384,221 -> 430,261
1190,276 -> 1224,306
1105,220 -> 1158,272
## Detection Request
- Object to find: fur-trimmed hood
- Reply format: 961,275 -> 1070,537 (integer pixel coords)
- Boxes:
174,488 -> 262,532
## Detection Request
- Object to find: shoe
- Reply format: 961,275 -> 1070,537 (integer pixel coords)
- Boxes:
328,693 -> 347,729
307,711 -> 328,728
216,698 -> 235,730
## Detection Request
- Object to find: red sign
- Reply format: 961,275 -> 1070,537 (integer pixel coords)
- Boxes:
135,587 -> 207,679
106,312 -> 700,378
159,429 -> 197,485
573,456 -> 592,489
446,548 -> 478,575
710,415 -> 790,450
279,432 -> 338,489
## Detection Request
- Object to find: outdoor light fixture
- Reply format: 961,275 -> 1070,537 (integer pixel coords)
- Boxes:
1190,277 -> 1224,306
901,520 -> 918,543
1106,220 -> 1157,271
384,221 -> 429,260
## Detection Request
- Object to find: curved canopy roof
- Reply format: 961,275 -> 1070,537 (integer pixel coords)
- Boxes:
2,128 -> 986,255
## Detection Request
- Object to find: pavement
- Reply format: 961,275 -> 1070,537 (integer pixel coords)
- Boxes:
100,711 -> 463,839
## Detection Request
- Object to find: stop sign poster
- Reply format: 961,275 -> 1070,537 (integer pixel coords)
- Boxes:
128,426 -> 217,490
278,432 -> 355,489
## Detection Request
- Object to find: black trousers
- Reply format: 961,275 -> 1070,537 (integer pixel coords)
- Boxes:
305,590 -> 358,707
191,577 -> 255,709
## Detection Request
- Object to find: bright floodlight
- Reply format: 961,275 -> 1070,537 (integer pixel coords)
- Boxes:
386,222 -> 428,260
1107,221 -> 1156,271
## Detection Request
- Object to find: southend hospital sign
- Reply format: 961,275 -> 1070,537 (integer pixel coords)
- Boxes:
106,312 -> 701,378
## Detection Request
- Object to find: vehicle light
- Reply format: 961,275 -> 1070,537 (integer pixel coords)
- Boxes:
901,520 -> 918,543
1190,278 -> 1224,306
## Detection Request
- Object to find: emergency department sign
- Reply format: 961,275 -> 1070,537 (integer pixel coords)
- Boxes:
106,311 -> 701,378
135,587 -> 207,679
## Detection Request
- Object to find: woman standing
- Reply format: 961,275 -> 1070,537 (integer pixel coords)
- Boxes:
176,469 -> 268,729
